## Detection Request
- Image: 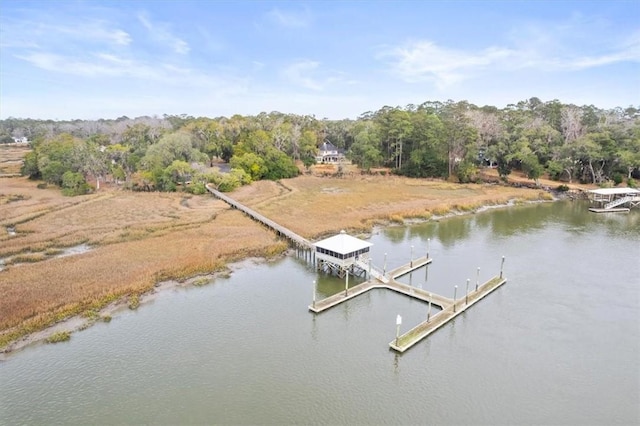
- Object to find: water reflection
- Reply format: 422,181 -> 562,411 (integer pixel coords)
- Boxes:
1,201 -> 638,425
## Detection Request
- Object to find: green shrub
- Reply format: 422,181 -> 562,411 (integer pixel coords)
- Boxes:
46,331 -> 71,343
613,173 -> 623,186
128,294 -> 140,310
556,184 -> 570,192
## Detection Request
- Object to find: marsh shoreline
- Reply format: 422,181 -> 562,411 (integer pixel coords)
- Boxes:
0,194 -> 558,358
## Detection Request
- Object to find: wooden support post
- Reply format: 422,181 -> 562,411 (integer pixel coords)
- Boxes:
465,278 -> 470,305
500,256 -> 505,278
395,314 -> 402,346
344,270 -> 349,296
424,262 -> 429,287
476,267 -> 480,291
427,293 -> 432,322
383,253 -> 387,275
410,245 -> 414,267
368,258 -> 372,280
427,238 -> 430,259
453,285 -> 458,313
312,280 -> 316,308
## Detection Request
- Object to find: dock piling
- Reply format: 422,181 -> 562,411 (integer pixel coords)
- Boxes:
395,314 -> 402,346
383,253 -> 387,275
465,278 -> 470,305
500,256 -> 505,278
410,245 -> 414,267
427,293 -> 432,322
453,285 -> 458,313
476,267 -> 480,291
344,270 -> 349,296
427,238 -> 430,259
312,280 -> 316,309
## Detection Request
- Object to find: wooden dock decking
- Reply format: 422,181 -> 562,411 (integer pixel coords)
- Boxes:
588,207 -> 630,213
205,184 -> 507,352
309,256 -> 436,313
206,184 -> 312,249
310,255 -> 507,352
389,275 -> 507,352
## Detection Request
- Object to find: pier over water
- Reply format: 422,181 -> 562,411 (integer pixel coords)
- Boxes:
207,184 -> 508,352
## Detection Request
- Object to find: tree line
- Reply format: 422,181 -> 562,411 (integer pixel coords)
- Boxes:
2,98 -> 639,195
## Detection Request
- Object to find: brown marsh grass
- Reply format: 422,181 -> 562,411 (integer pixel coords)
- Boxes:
232,174 -> 551,238
0,178 -> 282,348
1,172 -> 552,349
0,145 -> 30,176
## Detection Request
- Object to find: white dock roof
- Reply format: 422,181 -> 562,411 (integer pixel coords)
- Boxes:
588,188 -> 640,195
313,231 -> 372,255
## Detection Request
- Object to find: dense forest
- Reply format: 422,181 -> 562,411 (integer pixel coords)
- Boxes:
2,98 -> 639,195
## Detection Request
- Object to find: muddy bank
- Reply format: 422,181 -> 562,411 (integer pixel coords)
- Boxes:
0,257 -> 272,359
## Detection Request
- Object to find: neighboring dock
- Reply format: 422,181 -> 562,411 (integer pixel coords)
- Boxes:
588,207 -> 630,213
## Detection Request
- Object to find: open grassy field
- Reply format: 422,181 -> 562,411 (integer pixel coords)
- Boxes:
0,145 -> 30,176
1,160 -> 556,350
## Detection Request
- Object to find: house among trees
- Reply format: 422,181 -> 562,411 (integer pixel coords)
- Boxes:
316,140 -> 345,164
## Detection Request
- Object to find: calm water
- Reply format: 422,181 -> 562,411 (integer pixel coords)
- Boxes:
1,201 -> 639,425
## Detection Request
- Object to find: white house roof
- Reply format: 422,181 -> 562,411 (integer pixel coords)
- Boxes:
313,231 -> 372,255
588,188 -> 640,195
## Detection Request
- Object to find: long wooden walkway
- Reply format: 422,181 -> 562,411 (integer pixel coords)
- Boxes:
206,184 -> 312,249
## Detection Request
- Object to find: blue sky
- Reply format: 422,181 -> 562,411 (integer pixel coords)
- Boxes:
1,0 -> 638,120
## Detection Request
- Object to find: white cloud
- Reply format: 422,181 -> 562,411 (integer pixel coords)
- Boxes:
382,29 -> 640,89
283,60 -> 324,90
137,12 -> 190,55
281,60 -> 353,92
381,40 -> 513,88
266,8 -> 310,28
1,17 -> 131,49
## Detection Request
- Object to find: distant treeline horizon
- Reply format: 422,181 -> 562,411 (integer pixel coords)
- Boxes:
3,97 -> 639,194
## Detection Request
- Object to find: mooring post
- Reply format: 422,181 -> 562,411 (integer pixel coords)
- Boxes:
312,280 -> 316,308
500,256 -> 505,278
410,245 -> 414,267
453,285 -> 458,313
465,278 -> 470,305
427,293 -> 432,322
476,267 -> 480,291
424,263 -> 429,287
383,252 -> 387,275
427,238 -> 430,259
395,314 -> 402,346
345,270 -> 349,296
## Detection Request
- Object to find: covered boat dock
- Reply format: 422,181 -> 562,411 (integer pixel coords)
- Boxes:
587,188 -> 640,213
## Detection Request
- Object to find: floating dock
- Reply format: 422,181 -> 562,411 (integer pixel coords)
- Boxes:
310,254 -> 507,353
389,275 -> 506,352
588,207 -> 630,213
309,256 -> 437,313
205,184 -> 507,353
